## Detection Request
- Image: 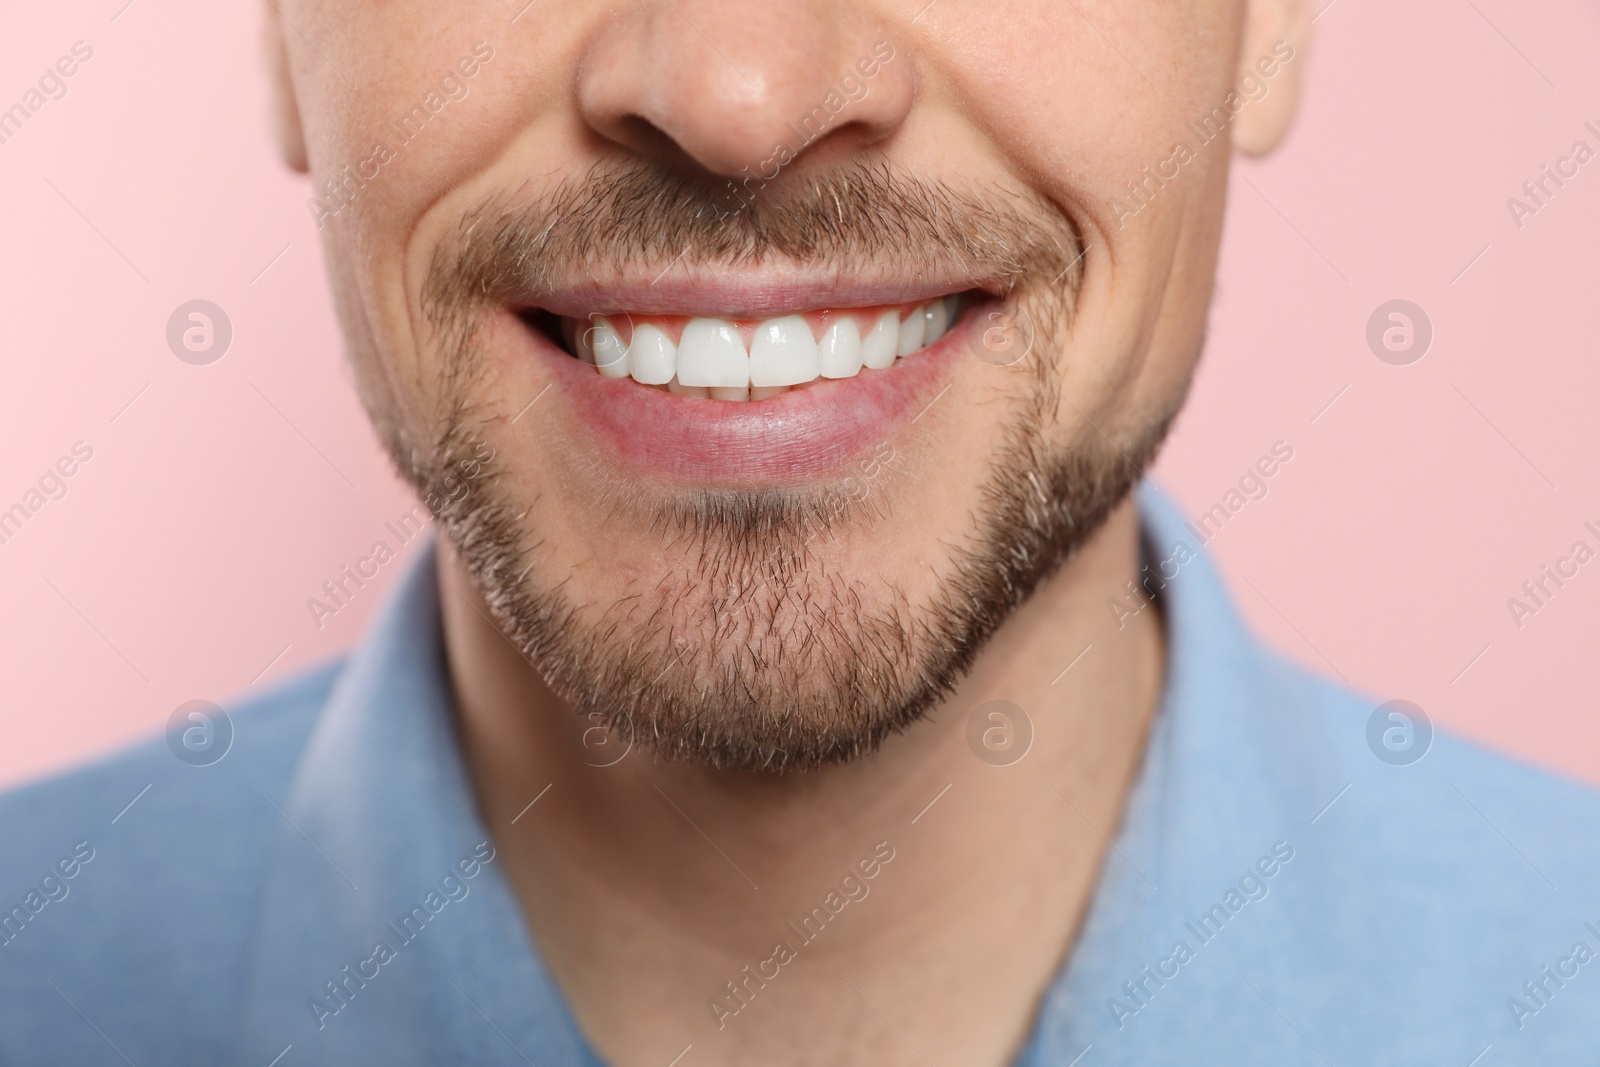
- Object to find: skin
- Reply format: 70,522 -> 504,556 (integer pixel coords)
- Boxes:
265,1 -> 1310,1063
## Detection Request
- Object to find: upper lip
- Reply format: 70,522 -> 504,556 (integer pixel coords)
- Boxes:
513,266 -> 1000,321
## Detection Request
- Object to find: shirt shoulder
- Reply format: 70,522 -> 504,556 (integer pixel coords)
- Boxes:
1284,650 -> 1600,864
1255,651 -> 1600,1058
0,660 -> 343,1066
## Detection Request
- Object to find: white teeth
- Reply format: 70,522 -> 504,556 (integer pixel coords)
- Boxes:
862,311 -> 900,369
819,318 -> 863,379
896,307 -> 926,358
590,317 -> 629,378
667,376 -> 708,398
627,324 -> 676,385
923,300 -> 948,343
750,315 -> 821,387
569,299 -> 960,397
677,318 -> 750,388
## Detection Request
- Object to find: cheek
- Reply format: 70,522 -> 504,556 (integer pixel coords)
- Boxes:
928,5 -> 1233,430
939,4 -> 1227,219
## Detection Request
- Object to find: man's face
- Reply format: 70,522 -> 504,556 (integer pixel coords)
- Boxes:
269,0 -> 1303,770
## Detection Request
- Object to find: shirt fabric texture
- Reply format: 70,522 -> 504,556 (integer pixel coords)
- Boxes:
2,483 -> 1598,1065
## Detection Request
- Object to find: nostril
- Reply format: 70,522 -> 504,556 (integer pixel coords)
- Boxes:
576,7 -> 912,184
602,114 -> 698,169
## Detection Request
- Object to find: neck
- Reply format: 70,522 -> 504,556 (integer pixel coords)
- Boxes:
440,496 -> 1164,1067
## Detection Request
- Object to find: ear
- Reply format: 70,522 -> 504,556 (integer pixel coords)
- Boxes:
1231,0 -> 1312,157
262,3 -> 308,172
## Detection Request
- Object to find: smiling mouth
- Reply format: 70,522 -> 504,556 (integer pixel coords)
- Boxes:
502,282 -> 987,482
522,294 -> 971,402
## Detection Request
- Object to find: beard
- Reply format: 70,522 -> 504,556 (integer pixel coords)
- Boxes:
381,161 -> 1182,773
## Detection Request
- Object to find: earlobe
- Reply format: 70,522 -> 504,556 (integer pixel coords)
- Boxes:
262,5 -> 309,172
1230,0 -> 1312,157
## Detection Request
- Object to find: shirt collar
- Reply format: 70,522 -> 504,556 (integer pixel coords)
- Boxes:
237,482 -> 1331,1064
238,537 -> 600,1065
1017,483 -> 1346,1062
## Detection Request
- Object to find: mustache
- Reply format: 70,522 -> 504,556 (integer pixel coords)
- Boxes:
421,159 -> 1086,328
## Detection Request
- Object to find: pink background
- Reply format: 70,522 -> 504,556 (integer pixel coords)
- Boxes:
2,0 -> 1596,789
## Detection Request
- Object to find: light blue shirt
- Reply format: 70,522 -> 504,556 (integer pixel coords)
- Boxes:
3,484 -> 1598,1065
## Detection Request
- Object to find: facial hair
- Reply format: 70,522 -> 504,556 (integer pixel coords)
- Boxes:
383,161 -> 1181,772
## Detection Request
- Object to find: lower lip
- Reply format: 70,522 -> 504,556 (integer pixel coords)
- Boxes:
506,312 -> 962,483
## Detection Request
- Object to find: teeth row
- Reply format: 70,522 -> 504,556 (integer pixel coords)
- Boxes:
574,299 -> 960,399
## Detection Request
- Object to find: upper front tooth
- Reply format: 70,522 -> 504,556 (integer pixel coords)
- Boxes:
819,318 -> 863,378
590,317 -> 629,378
923,300 -> 949,343
896,307 -> 926,357
750,315 -> 821,387
676,318 -> 750,388
628,324 -> 676,385
862,311 -> 899,369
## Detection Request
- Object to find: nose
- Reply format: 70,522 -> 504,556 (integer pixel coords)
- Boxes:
577,0 -> 913,179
